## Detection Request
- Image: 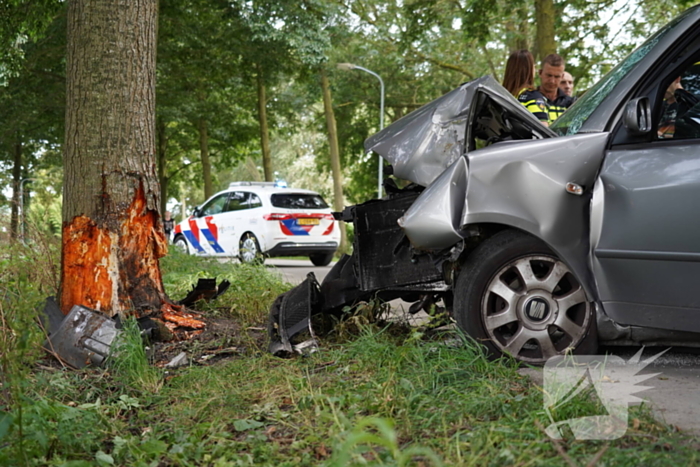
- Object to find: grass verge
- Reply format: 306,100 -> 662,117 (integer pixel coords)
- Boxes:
0,246 -> 698,465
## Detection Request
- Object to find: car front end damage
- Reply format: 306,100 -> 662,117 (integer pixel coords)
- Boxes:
268,75 -> 569,356
265,74 -> 689,359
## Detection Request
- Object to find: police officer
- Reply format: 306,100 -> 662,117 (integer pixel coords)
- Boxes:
519,54 -> 574,126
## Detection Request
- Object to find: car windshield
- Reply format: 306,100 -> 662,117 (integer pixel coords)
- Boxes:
551,12 -> 685,136
271,193 -> 329,209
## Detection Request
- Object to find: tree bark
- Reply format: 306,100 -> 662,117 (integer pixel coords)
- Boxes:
198,117 -> 213,199
535,0 -> 556,61
61,0 -> 167,317
320,70 -> 347,253
157,117 -> 168,215
9,137 -> 21,241
256,65 -> 273,182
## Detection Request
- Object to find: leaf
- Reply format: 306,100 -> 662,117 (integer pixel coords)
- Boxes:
95,451 -> 115,466
233,419 -> 264,431
0,412 -> 14,442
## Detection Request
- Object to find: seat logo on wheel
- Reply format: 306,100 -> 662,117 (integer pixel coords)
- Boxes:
525,298 -> 549,321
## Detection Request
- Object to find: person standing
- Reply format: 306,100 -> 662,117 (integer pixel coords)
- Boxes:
502,49 -> 536,98
519,54 -> 574,126
559,71 -> 574,97
163,211 -> 174,241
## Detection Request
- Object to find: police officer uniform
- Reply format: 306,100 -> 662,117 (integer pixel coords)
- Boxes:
518,87 -> 574,124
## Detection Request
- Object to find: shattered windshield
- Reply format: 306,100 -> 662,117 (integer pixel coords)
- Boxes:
551,13 -> 684,136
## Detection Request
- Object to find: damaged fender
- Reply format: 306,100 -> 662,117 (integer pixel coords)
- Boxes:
401,133 -> 609,299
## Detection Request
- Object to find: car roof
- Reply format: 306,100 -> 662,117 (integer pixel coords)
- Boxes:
214,182 -> 322,197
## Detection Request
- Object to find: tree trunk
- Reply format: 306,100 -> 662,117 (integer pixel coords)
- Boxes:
535,0 -> 556,61
157,117 -> 168,215
61,0 -> 167,317
320,70 -> 347,253
9,138 -> 21,241
198,117 -> 213,199
256,66 -> 273,182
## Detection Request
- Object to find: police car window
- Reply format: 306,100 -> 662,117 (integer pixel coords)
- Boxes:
200,193 -> 229,216
249,194 -> 262,208
227,192 -> 251,211
271,193 -> 328,209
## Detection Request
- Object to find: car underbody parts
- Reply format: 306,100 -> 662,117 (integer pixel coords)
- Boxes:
268,272 -> 321,357
178,278 -> 231,307
268,189 -> 452,356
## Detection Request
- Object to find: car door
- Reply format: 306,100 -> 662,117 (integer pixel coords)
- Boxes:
216,191 -> 250,255
591,45 -> 700,333
188,192 -> 230,255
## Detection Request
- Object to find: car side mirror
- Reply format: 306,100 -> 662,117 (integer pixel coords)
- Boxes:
624,97 -> 652,135
192,207 -> 201,218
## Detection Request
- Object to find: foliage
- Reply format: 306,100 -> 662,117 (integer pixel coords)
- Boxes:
1,246 -> 699,465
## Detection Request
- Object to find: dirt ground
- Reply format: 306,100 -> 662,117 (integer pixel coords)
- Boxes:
149,313 -> 269,368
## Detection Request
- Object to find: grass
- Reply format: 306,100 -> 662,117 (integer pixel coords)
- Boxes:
0,240 -> 699,465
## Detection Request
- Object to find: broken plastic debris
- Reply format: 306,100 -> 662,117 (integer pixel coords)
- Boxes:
165,351 -> 188,369
43,305 -> 121,369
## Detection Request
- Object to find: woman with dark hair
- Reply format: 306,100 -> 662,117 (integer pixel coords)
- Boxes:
502,49 -> 535,98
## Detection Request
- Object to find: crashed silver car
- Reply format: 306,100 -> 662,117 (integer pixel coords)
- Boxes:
270,5 -> 700,364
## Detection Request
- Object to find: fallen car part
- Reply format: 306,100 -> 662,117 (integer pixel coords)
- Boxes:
268,189 -> 452,356
44,305 -> 121,369
268,273 -> 320,357
178,278 -> 231,307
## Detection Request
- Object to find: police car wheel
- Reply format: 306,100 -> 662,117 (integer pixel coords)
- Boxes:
239,233 -> 264,264
173,235 -> 189,254
454,230 -> 596,365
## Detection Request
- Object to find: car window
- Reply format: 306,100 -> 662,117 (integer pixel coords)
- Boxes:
551,11 -> 683,136
200,193 -> 229,216
227,192 -> 251,211
271,193 -> 328,209
249,194 -> 263,208
657,61 -> 700,140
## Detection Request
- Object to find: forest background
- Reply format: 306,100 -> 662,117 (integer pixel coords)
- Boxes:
0,0 -> 694,242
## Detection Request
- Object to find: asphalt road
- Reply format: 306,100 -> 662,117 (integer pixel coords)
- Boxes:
265,259 -> 700,435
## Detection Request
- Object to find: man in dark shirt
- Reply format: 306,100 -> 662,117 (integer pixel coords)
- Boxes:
519,54 -> 574,126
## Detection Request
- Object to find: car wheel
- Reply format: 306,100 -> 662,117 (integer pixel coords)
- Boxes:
173,235 -> 189,254
454,230 -> 596,365
309,252 -> 334,267
239,233 -> 264,264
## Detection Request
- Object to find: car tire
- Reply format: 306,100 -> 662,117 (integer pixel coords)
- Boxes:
454,229 -> 597,365
239,233 -> 264,264
309,252 -> 334,267
173,235 -> 189,254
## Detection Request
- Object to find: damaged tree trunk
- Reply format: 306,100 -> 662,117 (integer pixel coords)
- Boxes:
61,0 -> 167,317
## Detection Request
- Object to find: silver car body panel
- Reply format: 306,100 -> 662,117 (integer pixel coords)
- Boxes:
365,76 -> 554,187
591,143 -> 700,332
400,133 -> 609,298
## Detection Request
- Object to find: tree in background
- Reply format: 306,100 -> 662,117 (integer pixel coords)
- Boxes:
60,0 -> 166,316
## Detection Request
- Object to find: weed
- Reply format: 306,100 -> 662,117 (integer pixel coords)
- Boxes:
108,318 -> 163,394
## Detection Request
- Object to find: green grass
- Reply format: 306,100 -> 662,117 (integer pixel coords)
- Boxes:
0,244 -> 698,466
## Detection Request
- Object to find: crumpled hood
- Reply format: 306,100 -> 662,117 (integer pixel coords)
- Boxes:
364,75 -> 555,187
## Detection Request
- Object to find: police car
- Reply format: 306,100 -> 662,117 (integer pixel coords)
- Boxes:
172,182 -> 340,266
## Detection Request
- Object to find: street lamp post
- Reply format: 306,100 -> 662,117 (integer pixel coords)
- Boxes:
337,62 -> 385,198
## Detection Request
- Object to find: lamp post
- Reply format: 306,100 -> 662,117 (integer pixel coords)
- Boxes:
337,62 -> 385,198
19,178 -> 37,242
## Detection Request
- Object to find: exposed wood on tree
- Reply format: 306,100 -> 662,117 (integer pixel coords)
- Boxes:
320,69 -> 347,253
61,0 -> 167,318
256,65 -> 273,182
